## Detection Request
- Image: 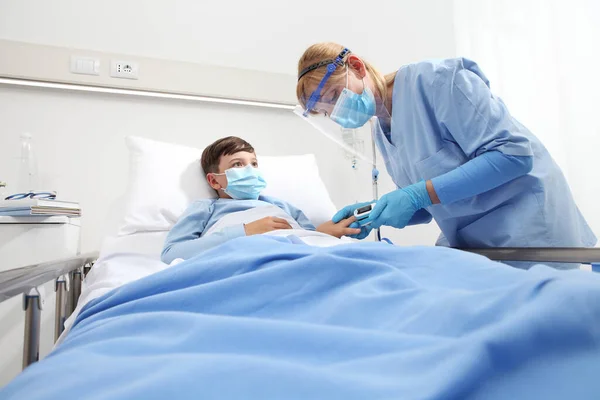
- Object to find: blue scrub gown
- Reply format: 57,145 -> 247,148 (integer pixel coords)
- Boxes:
373,58 -> 596,267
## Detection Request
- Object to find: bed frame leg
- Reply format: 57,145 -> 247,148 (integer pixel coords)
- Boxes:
72,267 -> 83,307
68,267 -> 83,316
22,288 -> 42,369
54,275 -> 68,342
83,262 -> 93,277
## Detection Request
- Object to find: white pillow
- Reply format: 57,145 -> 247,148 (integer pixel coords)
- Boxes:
259,154 -> 336,225
118,136 -> 337,235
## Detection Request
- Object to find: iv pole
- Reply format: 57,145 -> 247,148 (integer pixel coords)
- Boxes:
343,127 -> 382,242
370,132 -> 382,242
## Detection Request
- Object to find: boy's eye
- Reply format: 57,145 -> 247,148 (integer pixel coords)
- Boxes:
252,162 -> 258,167
232,162 -> 243,167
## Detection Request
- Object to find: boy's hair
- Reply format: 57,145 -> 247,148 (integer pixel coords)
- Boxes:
201,136 -> 255,174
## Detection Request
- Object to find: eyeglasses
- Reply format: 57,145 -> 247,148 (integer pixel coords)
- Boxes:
5,191 -> 57,200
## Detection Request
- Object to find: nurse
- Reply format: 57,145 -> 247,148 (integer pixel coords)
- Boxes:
296,43 -> 596,268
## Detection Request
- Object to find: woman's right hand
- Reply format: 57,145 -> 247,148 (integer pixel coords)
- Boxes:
244,216 -> 292,236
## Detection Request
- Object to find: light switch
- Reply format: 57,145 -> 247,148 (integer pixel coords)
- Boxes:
70,56 -> 100,76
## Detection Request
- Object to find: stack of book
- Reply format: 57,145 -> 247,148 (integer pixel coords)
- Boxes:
0,199 -> 81,217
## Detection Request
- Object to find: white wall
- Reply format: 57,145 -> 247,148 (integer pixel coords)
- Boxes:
453,0 -> 600,238
0,0 -> 456,75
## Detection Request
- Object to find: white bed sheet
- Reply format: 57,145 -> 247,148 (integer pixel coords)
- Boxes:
57,232 -> 171,344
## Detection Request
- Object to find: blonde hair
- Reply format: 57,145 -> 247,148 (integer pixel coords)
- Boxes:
296,42 -> 395,108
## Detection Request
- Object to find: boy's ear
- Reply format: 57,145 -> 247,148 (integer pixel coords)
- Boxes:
206,173 -> 222,190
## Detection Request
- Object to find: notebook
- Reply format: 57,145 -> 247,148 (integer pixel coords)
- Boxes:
0,199 -> 81,217
0,199 -> 79,210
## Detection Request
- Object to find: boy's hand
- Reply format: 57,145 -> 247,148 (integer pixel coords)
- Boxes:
244,217 -> 292,236
316,217 -> 362,239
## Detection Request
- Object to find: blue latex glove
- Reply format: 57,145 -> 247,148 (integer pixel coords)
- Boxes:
365,181 -> 432,230
332,201 -> 374,223
347,223 -> 373,240
332,201 -> 374,240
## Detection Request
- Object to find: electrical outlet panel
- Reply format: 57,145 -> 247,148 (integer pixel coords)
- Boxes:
110,60 -> 139,80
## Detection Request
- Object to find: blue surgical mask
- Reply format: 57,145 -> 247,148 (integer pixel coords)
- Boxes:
216,165 -> 267,200
329,71 -> 376,129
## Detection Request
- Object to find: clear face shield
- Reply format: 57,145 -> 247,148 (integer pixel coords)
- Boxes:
293,105 -> 372,165
295,48 -> 377,166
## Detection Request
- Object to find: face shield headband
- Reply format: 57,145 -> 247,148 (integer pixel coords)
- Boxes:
298,48 -> 351,117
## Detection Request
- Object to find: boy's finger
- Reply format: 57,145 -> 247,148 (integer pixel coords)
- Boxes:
340,216 -> 357,227
274,222 -> 292,229
344,228 -> 362,236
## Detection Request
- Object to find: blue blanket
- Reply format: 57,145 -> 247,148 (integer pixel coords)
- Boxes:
3,236 -> 600,399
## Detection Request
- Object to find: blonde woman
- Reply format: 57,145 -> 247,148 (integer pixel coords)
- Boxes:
296,43 -> 595,268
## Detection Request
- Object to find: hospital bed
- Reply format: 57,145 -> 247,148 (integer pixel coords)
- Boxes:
1,245 -> 600,368
1,136 -> 600,398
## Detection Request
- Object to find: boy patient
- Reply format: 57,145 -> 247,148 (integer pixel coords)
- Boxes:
161,136 -> 359,263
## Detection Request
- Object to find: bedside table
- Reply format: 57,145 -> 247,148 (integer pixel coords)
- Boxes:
0,216 -> 81,387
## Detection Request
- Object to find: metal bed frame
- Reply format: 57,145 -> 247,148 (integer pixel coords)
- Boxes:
0,248 -> 599,372
0,252 -> 98,369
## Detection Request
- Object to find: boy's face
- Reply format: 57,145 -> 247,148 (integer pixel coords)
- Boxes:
207,151 -> 258,198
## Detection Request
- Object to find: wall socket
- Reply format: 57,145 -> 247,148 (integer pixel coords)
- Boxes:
110,60 -> 139,80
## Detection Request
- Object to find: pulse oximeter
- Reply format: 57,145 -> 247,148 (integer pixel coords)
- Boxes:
353,203 -> 376,226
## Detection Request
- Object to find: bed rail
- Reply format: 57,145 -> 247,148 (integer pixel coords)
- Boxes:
0,252 -> 98,369
460,247 -> 600,265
